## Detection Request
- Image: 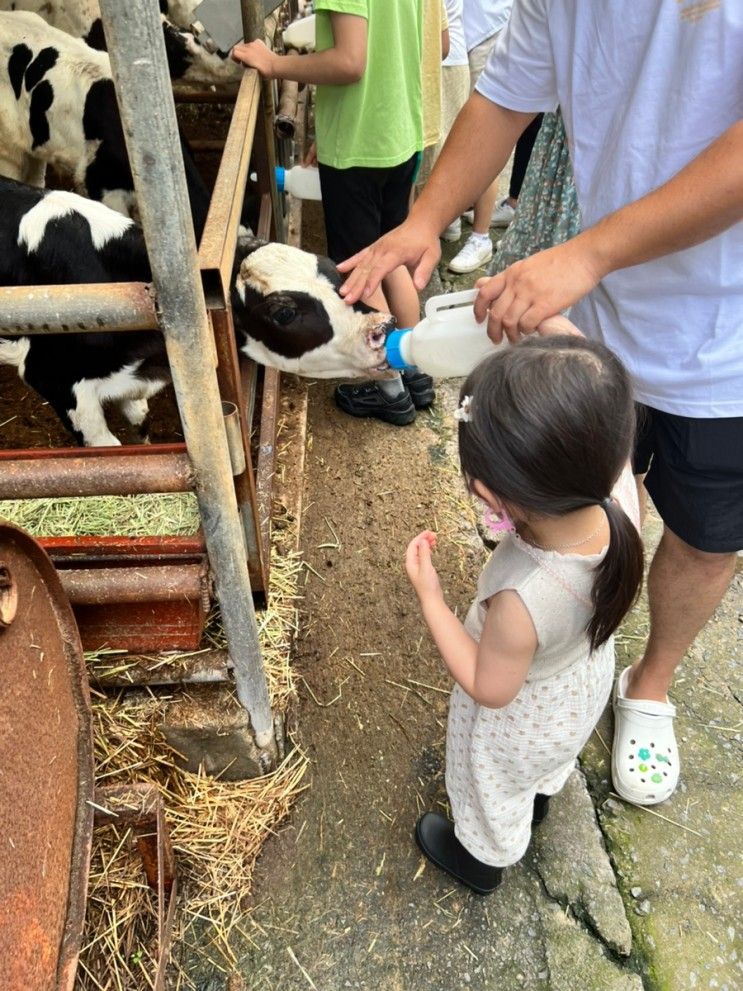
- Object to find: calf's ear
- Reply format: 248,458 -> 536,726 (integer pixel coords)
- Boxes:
235,233 -> 269,264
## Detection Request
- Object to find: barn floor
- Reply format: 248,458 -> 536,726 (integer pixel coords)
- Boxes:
191,210 -> 741,990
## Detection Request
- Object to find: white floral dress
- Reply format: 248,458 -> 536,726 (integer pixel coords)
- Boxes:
446,469 -> 639,867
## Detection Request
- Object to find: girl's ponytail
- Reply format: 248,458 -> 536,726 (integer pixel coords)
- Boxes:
587,499 -> 644,651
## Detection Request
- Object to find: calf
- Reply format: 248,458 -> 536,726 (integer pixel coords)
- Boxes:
0,1 -> 243,85
0,178 -> 393,447
0,10 -> 211,234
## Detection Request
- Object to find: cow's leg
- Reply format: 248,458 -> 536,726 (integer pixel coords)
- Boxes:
68,380 -> 121,447
120,397 -> 151,444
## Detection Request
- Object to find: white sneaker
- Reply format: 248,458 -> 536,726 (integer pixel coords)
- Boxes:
462,198 -> 515,228
448,234 -> 493,274
491,197 -> 516,227
440,218 -> 462,242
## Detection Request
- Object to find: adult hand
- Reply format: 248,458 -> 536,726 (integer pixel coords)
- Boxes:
472,235 -> 606,344
405,531 -> 442,604
338,216 -> 442,304
231,40 -> 277,79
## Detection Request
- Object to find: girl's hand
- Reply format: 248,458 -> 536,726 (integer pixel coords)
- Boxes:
231,40 -> 277,79
303,142 -> 318,167
405,531 -> 443,603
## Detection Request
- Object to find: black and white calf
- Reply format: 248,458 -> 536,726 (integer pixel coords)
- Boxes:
0,178 -> 394,447
0,1 -> 243,85
0,11 -> 211,235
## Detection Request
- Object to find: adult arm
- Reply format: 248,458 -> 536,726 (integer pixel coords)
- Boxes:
480,119 -> 743,342
338,95 -> 535,301
231,13 -> 367,85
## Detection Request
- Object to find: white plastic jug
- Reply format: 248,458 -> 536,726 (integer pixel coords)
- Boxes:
385,289 -> 505,378
282,13 -> 316,51
275,164 -> 322,200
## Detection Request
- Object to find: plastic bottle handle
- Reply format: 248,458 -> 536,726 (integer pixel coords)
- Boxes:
424,288 -> 479,321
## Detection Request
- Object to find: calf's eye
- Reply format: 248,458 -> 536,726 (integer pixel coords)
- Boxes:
271,305 -> 297,326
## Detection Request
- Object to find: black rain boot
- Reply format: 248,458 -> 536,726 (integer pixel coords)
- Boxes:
415,812 -> 503,895
532,793 -> 550,826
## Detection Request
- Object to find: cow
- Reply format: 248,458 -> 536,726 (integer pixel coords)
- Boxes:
0,177 -> 394,446
0,10 -> 212,237
0,1 -> 243,85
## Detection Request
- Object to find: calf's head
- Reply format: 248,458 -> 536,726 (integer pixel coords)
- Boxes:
232,238 -> 396,379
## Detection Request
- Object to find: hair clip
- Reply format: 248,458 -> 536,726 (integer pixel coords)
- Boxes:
454,395 -> 473,423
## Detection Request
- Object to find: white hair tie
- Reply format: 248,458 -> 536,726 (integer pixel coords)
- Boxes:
454,395 -> 473,423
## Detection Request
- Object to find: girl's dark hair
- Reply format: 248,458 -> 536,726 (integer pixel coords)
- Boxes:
459,335 -> 643,651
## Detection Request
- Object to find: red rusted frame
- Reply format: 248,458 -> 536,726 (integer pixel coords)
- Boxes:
0,281 -> 158,334
0,444 -> 194,499
94,784 -> 177,991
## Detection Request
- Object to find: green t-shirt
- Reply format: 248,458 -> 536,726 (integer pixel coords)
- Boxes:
314,0 -> 423,169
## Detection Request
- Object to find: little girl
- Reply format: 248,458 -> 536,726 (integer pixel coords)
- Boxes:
405,331 -> 643,894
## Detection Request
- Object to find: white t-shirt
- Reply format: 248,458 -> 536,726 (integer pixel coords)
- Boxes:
443,0 -> 468,67
476,0 -> 743,418
462,0 -> 512,53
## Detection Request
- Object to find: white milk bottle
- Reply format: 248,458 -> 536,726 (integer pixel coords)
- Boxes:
274,164 -> 322,200
384,290 -> 505,378
282,13 -> 316,51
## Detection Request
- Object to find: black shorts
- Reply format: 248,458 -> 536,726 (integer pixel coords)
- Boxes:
318,152 -> 420,264
633,404 -> 743,553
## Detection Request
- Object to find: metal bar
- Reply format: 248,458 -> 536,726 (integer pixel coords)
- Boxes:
198,71 -> 261,307
0,282 -> 157,335
59,563 -> 206,606
242,0 -> 285,242
0,450 -> 193,499
90,648 -> 232,688
256,366 -> 281,584
99,0 -> 275,752
210,308 -> 267,592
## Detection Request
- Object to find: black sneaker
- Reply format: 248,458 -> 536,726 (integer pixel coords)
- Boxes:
334,381 -> 416,426
402,370 -> 436,409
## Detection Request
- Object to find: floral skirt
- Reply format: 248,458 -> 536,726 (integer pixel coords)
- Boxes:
490,110 -> 582,274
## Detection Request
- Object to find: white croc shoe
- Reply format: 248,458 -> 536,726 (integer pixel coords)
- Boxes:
612,666 -> 679,806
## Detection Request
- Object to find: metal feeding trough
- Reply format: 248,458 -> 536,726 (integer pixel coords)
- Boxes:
0,521 -> 94,990
0,523 -> 176,989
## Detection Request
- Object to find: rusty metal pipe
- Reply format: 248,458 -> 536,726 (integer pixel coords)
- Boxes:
59,564 -> 206,605
0,452 -> 193,499
100,0 -> 274,752
275,79 -> 299,139
0,282 -> 158,335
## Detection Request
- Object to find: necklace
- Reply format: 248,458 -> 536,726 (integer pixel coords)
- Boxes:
519,517 -> 607,552
513,533 -> 594,608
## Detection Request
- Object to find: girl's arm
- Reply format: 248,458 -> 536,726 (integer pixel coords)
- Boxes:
405,533 -> 537,708
231,13 -> 367,85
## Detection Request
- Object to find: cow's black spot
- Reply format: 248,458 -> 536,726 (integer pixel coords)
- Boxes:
82,79 -> 135,200
84,18 -> 107,51
8,44 -> 32,99
24,47 -> 58,92
161,20 -> 192,80
29,80 -> 54,149
159,0 -> 169,13
235,284 -> 335,359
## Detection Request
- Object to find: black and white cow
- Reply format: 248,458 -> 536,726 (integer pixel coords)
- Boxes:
0,178 -> 394,446
0,11 -> 212,236
0,1 -> 243,85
